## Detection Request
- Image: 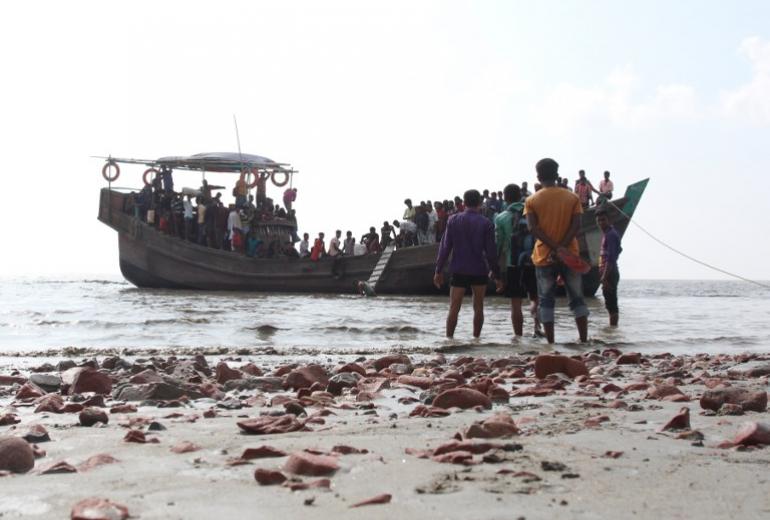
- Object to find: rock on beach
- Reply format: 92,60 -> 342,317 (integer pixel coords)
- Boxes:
534,355 -> 588,379
283,451 -> 339,476
727,422 -> 770,447
432,388 -> 492,410
700,388 -> 767,413
0,437 -> 35,473
79,407 -> 109,427
70,498 -> 129,520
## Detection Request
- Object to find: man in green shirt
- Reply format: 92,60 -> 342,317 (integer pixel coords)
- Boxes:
495,183 -> 541,337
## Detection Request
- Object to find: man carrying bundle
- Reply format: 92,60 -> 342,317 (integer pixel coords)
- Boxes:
524,158 -> 589,344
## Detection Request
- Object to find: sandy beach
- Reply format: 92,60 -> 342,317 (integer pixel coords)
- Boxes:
1,348 -> 768,519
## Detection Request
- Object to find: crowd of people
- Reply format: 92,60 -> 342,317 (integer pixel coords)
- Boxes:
298,169 -> 614,261
124,167 -> 301,259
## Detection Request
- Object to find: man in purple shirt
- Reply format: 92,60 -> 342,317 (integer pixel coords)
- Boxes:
596,209 -> 622,326
434,189 -> 503,338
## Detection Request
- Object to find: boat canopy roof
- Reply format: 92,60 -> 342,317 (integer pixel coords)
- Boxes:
99,152 -> 293,173
156,152 -> 292,173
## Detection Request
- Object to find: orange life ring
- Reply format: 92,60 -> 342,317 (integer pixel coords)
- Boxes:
240,168 -> 260,189
102,161 -> 120,182
143,168 -> 160,186
271,170 -> 290,187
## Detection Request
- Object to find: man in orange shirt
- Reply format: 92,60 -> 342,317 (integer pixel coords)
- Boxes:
524,158 -> 589,343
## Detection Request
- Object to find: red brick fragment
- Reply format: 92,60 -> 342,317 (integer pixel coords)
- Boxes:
254,468 -> 287,485
433,388 -> 491,410
660,407 -> 690,432
350,493 -> 392,507
170,441 -> 201,454
534,355 -> 588,379
283,451 -> 339,476
241,446 -> 287,459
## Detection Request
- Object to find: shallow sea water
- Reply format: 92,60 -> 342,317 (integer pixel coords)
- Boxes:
1,276 -> 769,356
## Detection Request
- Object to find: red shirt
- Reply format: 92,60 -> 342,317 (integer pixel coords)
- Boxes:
575,181 -> 592,204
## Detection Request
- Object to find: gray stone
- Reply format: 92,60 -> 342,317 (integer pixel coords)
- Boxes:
147,421 -> 166,431
728,361 -> 770,378
114,382 -> 203,401
326,372 -> 360,395
389,363 -> 411,375
224,376 -> 283,392
29,373 -> 62,393
56,360 -> 77,372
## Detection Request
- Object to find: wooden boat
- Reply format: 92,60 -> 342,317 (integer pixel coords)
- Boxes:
97,154 -> 648,296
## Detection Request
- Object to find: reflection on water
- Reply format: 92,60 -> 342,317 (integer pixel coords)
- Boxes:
0,277 -> 769,355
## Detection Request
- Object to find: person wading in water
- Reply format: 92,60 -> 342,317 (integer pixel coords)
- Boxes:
434,189 -> 503,338
596,208 -> 622,326
524,158 -> 590,344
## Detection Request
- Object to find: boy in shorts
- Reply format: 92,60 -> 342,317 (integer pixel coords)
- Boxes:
434,189 -> 503,338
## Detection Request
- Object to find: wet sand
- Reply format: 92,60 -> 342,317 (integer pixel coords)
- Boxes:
1,349 -> 769,519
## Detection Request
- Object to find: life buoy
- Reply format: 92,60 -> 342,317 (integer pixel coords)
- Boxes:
143,168 -> 160,186
101,161 -> 120,182
271,170 -> 290,187
240,168 -> 259,189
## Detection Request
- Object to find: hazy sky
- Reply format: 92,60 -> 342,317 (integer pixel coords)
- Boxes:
1,0 -> 769,280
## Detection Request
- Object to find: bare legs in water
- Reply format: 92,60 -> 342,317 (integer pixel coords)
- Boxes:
445,285 -> 487,338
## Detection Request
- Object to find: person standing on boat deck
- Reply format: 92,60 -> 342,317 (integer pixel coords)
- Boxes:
426,204 -> 438,243
160,166 -> 174,195
380,221 -> 395,249
183,194 -> 194,241
574,170 -> 595,208
415,205 -> 430,245
361,227 -> 381,254
495,184 -> 541,338
310,232 -> 326,261
525,158 -> 589,344
151,172 -> 163,209
434,189 -> 503,339
399,218 -> 417,247
196,197 -> 206,245
215,194 -> 228,249
596,209 -> 622,326
598,170 -> 614,203
521,182 -> 531,199
434,202 -> 447,241
234,177 -> 248,209
283,188 -> 296,212
256,172 -> 268,208
171,194 -> 185,237
403,199 -> 416,222
329,230 -> 342,257
138,183 -> 152,222
343,231 -> 356,256
299,233 -> 310,258
227,205 -> 243,252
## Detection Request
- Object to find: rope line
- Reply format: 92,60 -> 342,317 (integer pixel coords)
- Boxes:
608,200 -> 770,290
